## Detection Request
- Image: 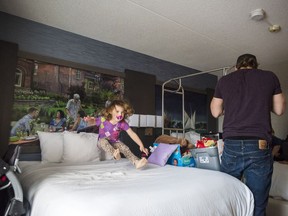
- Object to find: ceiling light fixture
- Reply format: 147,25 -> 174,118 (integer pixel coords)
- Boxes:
268,25 -> 281,33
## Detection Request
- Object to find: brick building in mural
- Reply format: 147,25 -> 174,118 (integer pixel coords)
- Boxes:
15,58 -> 123,98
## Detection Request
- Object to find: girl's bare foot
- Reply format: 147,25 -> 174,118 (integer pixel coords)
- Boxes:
135,158 -> 148,169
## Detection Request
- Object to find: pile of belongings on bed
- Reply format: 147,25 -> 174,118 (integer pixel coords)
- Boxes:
151,134 -> 195,167
149,134 -> 221,170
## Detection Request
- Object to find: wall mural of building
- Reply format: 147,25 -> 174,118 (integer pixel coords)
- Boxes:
12,58 -> 124,131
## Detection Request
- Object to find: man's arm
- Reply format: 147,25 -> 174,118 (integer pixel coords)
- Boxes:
272,93 -> 286,115
210,97 -> 224,118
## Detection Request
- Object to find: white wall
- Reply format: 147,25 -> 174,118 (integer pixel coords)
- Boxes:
265,61 -> 288,139
215,61 -> 288,139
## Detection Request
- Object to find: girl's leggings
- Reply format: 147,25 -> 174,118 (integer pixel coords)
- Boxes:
98,138 -> 139,164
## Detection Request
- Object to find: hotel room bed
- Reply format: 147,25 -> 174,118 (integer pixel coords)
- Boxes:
11,129 -> 288,216
18,159 -> 254,216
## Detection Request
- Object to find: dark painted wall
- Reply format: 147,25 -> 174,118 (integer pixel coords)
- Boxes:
124,69 -> 156,115
0,12 -> 217,90
0,40 -> 18,157
123,70 -> 156,155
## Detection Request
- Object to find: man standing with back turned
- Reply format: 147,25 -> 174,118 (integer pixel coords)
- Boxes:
210,54 -> 286,216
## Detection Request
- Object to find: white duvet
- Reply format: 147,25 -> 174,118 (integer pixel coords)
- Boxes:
19,159 -> 254,216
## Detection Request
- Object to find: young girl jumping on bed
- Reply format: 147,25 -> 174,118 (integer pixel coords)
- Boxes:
88,99 -> 149,169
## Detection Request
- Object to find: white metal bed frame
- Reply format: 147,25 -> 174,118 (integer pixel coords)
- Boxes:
161,67 -> 232,136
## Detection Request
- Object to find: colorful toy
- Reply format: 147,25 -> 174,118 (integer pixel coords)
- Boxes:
196,137 -> 217,148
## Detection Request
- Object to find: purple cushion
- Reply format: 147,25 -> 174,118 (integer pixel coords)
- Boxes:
148,143 -> 178,166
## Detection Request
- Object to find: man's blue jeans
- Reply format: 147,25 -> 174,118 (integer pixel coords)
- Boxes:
221,139 -> 273,216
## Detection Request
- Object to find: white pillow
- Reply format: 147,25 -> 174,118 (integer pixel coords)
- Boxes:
62,132 -> 101,162
38,131 -> 64,163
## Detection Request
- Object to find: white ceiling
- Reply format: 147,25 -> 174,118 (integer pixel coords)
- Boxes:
0,0 -> 287,71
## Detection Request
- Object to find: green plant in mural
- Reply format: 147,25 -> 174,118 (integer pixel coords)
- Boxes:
14,89 -> 50,100
29,118 -> 41,134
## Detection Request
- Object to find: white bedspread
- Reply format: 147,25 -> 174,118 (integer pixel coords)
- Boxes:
19,160 -> 254,216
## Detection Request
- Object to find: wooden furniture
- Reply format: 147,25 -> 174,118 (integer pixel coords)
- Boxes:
8,138 -> 41,161
9,138 -> 39,145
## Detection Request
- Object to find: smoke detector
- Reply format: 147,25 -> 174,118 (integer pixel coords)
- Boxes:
250,9 -> 265,21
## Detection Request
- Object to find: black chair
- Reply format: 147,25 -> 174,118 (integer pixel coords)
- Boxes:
0,145 -> 27,216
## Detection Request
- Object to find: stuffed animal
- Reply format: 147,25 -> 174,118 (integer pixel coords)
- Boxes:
155,134 -> 195,154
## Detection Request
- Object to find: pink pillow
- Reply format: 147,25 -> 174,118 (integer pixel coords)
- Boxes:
148,143 -> 178,166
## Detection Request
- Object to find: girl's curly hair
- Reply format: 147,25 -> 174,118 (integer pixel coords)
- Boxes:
101,99 -> 134,121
